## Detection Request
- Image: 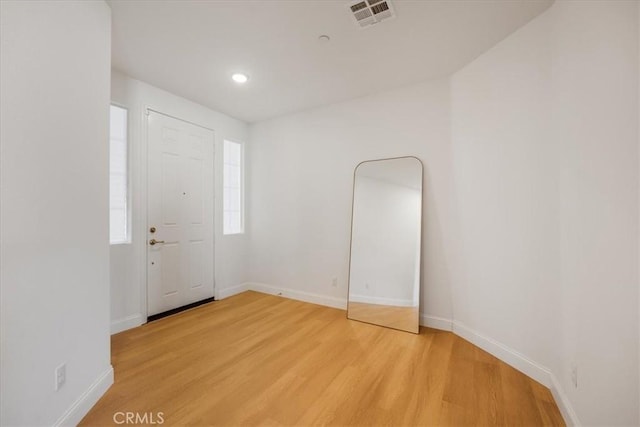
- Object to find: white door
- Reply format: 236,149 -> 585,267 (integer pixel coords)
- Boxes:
147,111 -> 215,316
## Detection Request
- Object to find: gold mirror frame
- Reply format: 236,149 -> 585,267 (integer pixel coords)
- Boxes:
346,156 -> 423,334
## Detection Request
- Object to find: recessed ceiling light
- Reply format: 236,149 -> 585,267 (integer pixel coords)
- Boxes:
231,73 -> 249,84
318,35 -> 331,43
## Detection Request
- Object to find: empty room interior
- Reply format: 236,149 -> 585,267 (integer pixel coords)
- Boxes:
2,0 -> 640,426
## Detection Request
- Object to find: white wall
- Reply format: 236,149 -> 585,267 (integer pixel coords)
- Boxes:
109,71 -> 250,333
551,2 -> 639,425
248,79 -> 456,320
248,2 -> 639,424
451,0 -> 558,387
0,1 -> 113,425
451,1 -> 639,424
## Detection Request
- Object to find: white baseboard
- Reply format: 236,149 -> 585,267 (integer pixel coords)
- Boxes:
245,283 -> 451,333
349,293 -> 414,307
452,320 -> 551,387
420,314 -> 453,331
217,283 -> 250,300
111,283 -> 251,335
451,321 -> 578,426
110,283 -> 252,335
111,314 -> 144,335
549,372 -> 581,426
247,282 -> 347,310
53,365 -> 114,427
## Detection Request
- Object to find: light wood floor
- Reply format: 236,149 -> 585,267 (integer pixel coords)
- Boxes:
81,291 -> 564,426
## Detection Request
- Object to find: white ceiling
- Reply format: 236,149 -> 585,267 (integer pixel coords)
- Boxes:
109,0 -> 553,123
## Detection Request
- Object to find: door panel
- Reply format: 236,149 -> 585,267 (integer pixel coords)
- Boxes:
189,240 -> 204,289
161,243 -> 180,295
147,111 -> 215,316
161,153 -> 180,225
187,158 -> 204,224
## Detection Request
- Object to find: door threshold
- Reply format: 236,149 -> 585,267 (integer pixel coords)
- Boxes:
147,297 -> 216,322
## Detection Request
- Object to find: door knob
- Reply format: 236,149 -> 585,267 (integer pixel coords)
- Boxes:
149,239 -> 165,246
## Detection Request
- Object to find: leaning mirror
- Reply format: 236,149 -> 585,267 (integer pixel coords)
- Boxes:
347,156 -> 422,334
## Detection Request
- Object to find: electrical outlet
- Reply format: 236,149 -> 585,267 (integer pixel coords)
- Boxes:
55,363 -> 66,391
570,364 -> 578,388
331,277 -> 338,287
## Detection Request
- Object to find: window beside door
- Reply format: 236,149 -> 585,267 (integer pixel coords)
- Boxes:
223,140 -> 244,235
109,104 -> 129,244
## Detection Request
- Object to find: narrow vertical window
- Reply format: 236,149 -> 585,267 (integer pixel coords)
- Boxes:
109,104 -> 129,244
223,140 -> 243,235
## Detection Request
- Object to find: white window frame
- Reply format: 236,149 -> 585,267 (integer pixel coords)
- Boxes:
109,103 -> 131,245
223,139 -> 245,235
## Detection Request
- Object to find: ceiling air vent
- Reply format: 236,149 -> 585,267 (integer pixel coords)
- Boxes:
348,0 -> 395,29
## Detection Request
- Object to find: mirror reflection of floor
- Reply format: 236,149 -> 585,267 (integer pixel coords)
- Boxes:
347,302 -> 419,333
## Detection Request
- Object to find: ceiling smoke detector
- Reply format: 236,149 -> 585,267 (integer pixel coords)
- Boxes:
348,0 -> 395,29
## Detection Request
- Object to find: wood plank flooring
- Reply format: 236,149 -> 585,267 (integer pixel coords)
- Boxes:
81,291 -> 564,426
